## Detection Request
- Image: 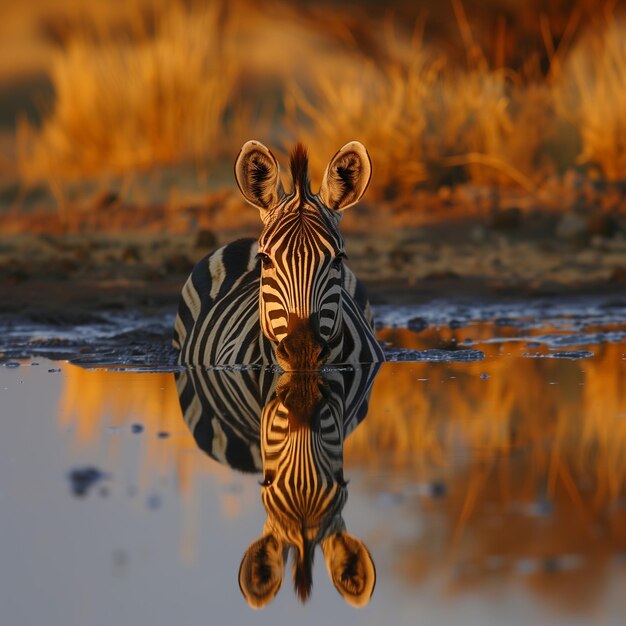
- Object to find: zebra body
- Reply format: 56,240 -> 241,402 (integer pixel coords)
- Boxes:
173,140 -> 384,369
173,238 -> 380,366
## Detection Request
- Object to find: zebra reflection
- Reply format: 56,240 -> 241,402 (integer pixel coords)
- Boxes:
176,365 -> 379,607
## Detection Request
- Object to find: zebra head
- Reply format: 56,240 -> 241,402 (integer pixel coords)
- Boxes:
238,372 -> 375,607
235,140 -> 372,370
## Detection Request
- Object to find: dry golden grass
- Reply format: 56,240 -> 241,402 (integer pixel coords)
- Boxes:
17,1 -> 247,181
287,46 -> 435,199
424,67 -> 555,189
289,7 -> 626,194
11,0 -> 626,210
555,15 -> 626,180
287,8 -> 557,194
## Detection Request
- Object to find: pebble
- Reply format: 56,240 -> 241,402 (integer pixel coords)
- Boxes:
68,466 -> 108,497
587,214 -> 619,238
121,246 -> 141,262
430,481 -> 447,498
407,316 -> 428,332
164,254 -> 193,274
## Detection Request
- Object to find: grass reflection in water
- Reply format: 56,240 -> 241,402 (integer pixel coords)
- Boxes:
57,323 -> 626,609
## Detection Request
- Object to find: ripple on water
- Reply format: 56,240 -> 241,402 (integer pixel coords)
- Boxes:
522,350 -> 595,360
384,348 -> 485,362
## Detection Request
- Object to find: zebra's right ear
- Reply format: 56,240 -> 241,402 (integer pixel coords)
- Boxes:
319,141 -> 372,211
322,531 -> 376,607
238,534 -> 284,609
235,140 -> 285,212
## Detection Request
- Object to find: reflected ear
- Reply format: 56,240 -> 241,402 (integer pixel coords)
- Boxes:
238,535 -> 284,609
234,140 -> 285,211
318,141 -> 371,211
322,531 -> 376,607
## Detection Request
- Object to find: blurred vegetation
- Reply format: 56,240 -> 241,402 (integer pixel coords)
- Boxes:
16,3 -> 246,179
2,0 -> 626,213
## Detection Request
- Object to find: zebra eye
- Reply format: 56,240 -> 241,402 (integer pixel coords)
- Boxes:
332,252 -> 347,268
260,471 -> 275,487
257,252 -> 274,270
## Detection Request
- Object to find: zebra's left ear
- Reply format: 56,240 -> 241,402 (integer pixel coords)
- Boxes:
235,140 -> 285,212
239,534 -> 284,609
319,141 -> 372,211
321,531 -> 376,607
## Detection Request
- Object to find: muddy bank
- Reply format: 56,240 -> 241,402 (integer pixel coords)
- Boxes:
1,190 -> 626,369
3,295 -> 626,369
1,215 -> 626,316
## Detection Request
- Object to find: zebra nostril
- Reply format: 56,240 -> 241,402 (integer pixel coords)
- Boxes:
259,471 -> 275,487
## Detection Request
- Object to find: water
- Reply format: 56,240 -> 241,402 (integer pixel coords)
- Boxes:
1,298 -> 626,625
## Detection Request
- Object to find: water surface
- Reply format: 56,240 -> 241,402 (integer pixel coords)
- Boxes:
1,298 -> 626,625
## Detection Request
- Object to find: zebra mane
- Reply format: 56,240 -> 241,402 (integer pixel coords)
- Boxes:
289,143 -> 310,196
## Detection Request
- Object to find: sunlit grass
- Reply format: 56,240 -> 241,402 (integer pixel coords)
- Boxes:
18,1 -> 246,181
10,0 -> 626,213
286,38 -> 435,199
555,16 -> 626,180
288,38 -> 555,197
287,2 -> 559,196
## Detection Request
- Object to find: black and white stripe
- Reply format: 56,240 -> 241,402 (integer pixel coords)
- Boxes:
173,140 -> 384,368
176,363 -> 379,605
176,364 -> 379,473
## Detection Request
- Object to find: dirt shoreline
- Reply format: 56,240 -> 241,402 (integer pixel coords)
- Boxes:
2,258 -> 625,317
1,205 -> 626,314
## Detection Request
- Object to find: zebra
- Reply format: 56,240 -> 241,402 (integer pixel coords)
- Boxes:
175,363 -> 380,607
173,140 -> 384,369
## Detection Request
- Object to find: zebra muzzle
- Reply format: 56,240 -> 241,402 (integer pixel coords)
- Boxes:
276,316 -> 330,370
